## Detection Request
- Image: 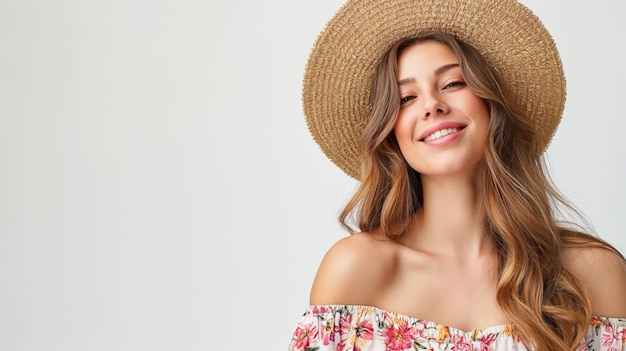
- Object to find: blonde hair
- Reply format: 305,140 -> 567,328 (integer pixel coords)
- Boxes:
339,31 -> 623,351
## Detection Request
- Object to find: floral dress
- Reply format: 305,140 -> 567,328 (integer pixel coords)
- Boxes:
288,305 -> 626,351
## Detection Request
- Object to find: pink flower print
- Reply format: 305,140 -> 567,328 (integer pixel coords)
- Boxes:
350,319 -> 374,351
382,320 -> 418,351
602,323 -> 622,351
312,305 -> 332,314
336,313 -> 353,351
450,334 -> 473,351
291,322 -> 319,351
321,317 -> 335,345
478,332 -> 497,351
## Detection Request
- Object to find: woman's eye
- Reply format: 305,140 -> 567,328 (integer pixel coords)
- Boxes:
444,81 -> 465,89
400,95 -> 416,105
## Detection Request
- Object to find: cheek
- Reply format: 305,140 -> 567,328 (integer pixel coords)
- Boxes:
475,102 -> 490,138
393,111 -> 416,144
469,96 -> 489,121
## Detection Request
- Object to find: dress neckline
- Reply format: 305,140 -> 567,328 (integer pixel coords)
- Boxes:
307,304 -> 625,337
307,304 -> 511,336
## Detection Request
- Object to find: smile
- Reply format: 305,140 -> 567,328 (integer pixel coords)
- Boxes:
421,127 -> 463,142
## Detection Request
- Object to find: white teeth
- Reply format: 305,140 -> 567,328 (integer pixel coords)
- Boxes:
423,127 -> 461,142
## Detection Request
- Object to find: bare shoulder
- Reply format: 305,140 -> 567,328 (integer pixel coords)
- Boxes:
309,231 -> 397,306
563,245 -> 626,317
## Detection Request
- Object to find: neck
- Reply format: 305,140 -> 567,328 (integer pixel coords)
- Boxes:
403,173 -> 492,259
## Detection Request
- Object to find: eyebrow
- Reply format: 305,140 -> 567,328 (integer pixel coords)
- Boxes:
397,63 -> 460,86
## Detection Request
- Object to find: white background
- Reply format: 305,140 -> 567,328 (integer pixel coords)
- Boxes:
1,0 -> 625,350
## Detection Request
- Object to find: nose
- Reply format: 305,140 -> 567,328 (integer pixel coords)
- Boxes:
422,93 -> 449,119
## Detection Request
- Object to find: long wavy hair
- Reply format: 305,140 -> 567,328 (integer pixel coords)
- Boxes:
339,31 -> 623,351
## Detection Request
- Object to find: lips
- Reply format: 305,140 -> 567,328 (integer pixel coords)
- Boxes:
418,122 -> 467,142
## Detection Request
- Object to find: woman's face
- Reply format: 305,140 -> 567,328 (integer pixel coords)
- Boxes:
394,40 -> 489,179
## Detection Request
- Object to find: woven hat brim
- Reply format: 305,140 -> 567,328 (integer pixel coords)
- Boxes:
303,0 -> 565,179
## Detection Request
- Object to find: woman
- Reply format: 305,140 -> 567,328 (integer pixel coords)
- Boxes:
289,0 -> 626,350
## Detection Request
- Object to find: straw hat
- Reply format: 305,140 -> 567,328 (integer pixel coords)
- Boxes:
302,0 -> 565,180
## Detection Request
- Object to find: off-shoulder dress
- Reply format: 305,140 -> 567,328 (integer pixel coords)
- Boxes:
288,305 -> 626,351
